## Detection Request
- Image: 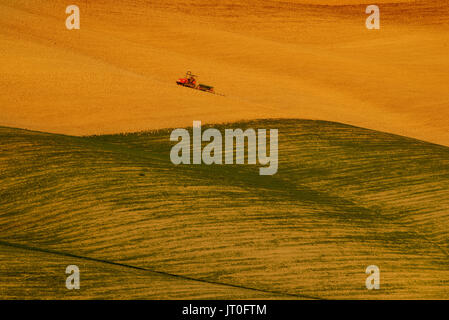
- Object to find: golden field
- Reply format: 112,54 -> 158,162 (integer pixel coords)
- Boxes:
0,0 -> 448,145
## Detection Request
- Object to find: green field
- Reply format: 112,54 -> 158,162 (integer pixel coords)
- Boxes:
1,119 -> 448,299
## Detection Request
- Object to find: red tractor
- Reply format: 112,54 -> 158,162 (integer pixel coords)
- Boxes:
176,71 -> 197,88
176,71 -> 215,94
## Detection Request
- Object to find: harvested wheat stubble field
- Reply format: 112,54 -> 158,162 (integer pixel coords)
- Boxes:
0,0 -> 449,145
0,119 -> 448,299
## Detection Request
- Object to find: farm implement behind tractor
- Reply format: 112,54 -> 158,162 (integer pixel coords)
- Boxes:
176,71 -> 223,95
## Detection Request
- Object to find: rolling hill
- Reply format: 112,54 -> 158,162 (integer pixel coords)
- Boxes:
1,119 -> 448,299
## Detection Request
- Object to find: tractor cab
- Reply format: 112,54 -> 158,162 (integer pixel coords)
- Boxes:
176,71 -> 197,88
176,71 -> 216,94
